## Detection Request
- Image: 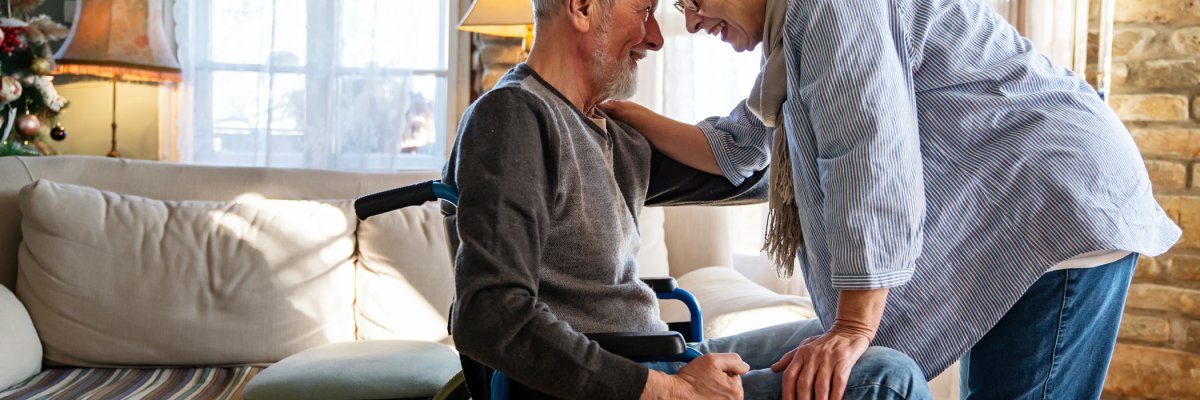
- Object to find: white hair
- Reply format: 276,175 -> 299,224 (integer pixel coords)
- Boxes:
532,0 -> 615,24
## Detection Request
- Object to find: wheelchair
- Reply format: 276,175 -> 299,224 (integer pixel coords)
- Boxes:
356,180 -> 706,400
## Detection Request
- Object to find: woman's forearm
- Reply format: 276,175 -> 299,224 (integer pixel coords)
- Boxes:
600,101 -> 722,176
831,288 -> 889,340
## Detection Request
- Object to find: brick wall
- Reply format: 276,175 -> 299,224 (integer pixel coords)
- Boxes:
1099,0 -> 1200,398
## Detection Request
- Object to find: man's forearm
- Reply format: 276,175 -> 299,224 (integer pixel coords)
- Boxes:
830,288 -> 889,340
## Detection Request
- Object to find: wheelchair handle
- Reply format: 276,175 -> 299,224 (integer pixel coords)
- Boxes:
355,180 -> 459,221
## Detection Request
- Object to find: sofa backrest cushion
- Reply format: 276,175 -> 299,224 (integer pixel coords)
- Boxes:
0,156 -> 439,291
635,207 -> 670,278
352,204 -> 673,343
354,202 -> 455,342
16,180 -> 358,367
0,157 -> 732,292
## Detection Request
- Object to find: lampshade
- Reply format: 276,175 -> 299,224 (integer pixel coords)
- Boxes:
457,0 -> 534,38
53,0 -> 180,83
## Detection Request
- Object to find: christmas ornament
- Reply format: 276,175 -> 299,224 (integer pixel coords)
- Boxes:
15,113 -> 39,137
49,125 -> 65,141
0,76 -> 20,106
0,9 -> 72,157
30,57 -> 50,75
0,26 -> 27,55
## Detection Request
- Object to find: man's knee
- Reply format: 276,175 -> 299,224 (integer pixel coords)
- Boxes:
846,347 -> 929,399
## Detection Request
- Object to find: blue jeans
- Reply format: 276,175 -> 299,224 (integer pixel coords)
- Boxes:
960,252 -> 1138,400
647,320 -> 931,399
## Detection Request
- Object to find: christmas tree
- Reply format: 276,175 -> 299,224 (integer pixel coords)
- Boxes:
0,0 -> 70,156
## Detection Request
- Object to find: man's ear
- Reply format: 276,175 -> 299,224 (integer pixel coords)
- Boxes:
566,0 -> 596,33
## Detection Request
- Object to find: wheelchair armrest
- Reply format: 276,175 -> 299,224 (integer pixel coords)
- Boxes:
585,332 -> 687,359
640,278 -> 678,293
647,280 -> 704,343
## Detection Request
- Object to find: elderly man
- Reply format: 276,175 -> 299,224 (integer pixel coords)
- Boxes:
444,0 -> 930,399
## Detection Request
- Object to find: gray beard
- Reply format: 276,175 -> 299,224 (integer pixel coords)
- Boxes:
590,23 -> 638,101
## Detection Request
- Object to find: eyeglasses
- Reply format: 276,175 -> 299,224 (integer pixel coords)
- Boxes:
673,0 -> 699,13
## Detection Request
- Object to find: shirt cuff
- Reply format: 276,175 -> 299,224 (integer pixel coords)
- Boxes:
696,119 -> 749,186
831,270 -> 914,290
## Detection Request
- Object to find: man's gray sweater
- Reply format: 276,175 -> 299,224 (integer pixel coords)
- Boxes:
444,64 -> 767,399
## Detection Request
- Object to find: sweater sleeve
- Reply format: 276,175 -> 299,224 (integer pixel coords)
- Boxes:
643,147 -> 770,207
446,88 -> 648,400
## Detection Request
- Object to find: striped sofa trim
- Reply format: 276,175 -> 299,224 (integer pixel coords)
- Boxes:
0,367 -> 263,400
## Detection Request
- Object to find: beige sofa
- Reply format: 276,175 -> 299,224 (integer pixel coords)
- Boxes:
0,156 -> 820,399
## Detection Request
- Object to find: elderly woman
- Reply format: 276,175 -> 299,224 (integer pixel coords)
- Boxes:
601,0 -> 1181,399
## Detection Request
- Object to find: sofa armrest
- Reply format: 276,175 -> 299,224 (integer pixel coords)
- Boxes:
0,285 -> 41,390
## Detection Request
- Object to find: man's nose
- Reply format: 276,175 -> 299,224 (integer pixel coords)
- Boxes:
644,16 -> 664,51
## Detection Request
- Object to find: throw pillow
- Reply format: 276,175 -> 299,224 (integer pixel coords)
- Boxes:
0,284 -> 40,390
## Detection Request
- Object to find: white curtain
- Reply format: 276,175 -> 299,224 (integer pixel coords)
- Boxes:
987,0 -> 1086,72
633,8 -> 796,294
174,0 -> 450,171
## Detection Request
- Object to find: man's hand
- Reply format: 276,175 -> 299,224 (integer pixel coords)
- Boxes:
771,288 -> 889,400
641,353 -> 749,400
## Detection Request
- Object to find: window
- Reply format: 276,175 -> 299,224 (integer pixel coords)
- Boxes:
176,0 -> 458,171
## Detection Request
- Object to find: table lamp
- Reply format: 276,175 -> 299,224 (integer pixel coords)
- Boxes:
457,0 -> 535,54
52,0 -> 180,158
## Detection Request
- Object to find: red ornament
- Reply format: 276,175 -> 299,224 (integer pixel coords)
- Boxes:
16,114 -> 40,137
50,125 -> 66,141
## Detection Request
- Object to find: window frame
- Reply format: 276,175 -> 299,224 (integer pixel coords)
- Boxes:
186,0 -> 467,171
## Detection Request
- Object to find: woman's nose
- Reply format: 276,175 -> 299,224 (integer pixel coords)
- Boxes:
683,9 -> 704,34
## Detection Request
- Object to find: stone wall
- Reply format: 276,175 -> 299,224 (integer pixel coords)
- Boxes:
471,35 -> 524,100
1100,0 -> 1200,398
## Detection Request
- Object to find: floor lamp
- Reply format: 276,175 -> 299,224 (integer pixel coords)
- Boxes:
52,0 -> 179,158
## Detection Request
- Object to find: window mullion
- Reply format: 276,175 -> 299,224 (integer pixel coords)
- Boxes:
193,0 -> 216,162
305,0 -> 338,169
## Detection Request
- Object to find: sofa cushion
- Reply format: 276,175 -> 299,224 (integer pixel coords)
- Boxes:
635,207 -> 670,278
243,340 -> 460,400
660,266 -> 816,339
16,180 -> 357,367
354,202 -> 455,342
352,204 -> 672,342
0,284 -> 40,391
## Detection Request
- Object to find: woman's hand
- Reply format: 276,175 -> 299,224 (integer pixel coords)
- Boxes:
597,100 -> 723,175
772,288 -> 889,400
770,325 -> 872,400
598,99 -> 651,122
